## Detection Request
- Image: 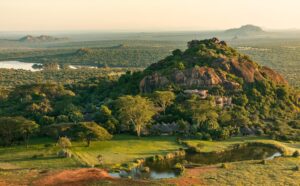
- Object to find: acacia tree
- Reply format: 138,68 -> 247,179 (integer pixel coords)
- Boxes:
0,117 -> 38,147
75,122 -> 112,147
18,117 -> 39,148
186,97 -> 219,131
153,91 -> 176,115
116,95 -> 156,137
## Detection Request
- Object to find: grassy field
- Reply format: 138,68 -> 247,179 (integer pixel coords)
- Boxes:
0,135 -> 182,170
0,135 -> 300,185
72,135 -> 182,166
0,138 -> 81,169
184,136 -> 300,155
197,157 -> 300,186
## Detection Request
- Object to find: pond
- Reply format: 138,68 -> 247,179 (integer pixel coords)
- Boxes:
110,145 -> 281,180
0,61 -> 42,71
0,61 -> 102,71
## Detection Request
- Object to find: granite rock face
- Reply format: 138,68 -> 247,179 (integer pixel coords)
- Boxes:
139,38 -> 287,93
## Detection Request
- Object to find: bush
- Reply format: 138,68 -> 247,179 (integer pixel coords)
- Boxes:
195,132 -> 203,140
293,166 -> 299,171
44,143 -> 54,148
57,137 -> 72,149
39,116 -> 55,125
140,166 -> 150,173
260,160 -> 267,165
103,118 -> 119,134
202,133 -> 212,141
32,154 -> 45,159
292,151 -> 300,158
221,163 -> 229,169
56,115 -> 69,123
173,163 -> 185,175
57,149 -> 72,158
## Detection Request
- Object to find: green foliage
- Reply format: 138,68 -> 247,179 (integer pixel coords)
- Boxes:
0,117 -> 38,146
57,137 -> 72,149
74,122 -> 113,146
69,111 -> 84,124
292,151 -> 300,158
116,95 -> 157,137
233,94 -> 249,106
177,62 -> 185,70
152,91 -> 176,114
173,163 -> 185,175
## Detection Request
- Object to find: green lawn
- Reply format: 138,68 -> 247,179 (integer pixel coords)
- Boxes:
72,135 -> 182,166
0,138 -> 80,169
184,136 -> 300,155
0,135 -> 182,169
1,135 -> 300,186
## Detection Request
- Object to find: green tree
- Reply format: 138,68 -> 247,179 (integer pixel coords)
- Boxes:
116,95 -> 156,137
69,111 -> 84,124
177,62 -> 185,70
58,137 -> 72,150
233,94 -> 248,107
95,105 -> 112,123
75,122 -> 112,147
18,118 -> 39,148
153,91 -> 176,115
0,117 -> 38,147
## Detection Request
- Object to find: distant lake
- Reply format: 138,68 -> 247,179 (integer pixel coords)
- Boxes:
0,61 -> 41,71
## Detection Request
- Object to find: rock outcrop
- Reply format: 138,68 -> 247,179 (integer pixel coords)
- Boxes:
140,38 -> 287,93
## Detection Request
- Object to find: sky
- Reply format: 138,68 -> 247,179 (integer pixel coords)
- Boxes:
0,0 -> 299,31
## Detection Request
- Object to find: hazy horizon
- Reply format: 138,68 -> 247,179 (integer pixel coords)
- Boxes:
0,0 -> 300,32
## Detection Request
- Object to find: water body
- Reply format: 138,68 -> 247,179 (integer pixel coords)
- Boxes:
111,145 -> 281,180
0,61 -> 98,71
0,61 -> 41,71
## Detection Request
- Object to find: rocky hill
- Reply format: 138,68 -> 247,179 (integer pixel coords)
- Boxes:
19,35 -> 68,42
140,38 -> 286,93
224,25 -> 266,37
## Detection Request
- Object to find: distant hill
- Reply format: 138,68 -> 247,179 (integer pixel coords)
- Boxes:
224,25 -> 266,37
19,35 -> 68,42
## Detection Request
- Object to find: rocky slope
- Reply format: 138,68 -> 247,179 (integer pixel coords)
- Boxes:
140,38 -> 286,93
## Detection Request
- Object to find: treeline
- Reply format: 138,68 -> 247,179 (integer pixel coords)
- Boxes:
0,68 -> 132,90
0,72 -> 299,147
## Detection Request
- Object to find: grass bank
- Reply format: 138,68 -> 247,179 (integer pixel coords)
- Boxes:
183,136 -> 300,156
0,135 -> 182,170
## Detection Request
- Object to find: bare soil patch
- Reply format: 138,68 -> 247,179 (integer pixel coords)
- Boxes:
166,166 -> 217,186
32,168 -> 112,186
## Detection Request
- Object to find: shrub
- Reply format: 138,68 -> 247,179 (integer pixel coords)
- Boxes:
57,137 -> 72,149
44,143 -> 54,148
260,160 -> 267,165
57,149 -> 72,158
221,163 -> 229,169
32,154 -> 45,159
292,166 -> 299,171
202,133 -> 212,141
195,132 -> 203,140
292,151 -> 300,158
173,163 -> 185,175
140,166 -> 150,173
56,115 -> 69,123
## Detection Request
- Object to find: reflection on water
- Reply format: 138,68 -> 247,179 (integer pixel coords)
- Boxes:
266,152 -> 282,160
185,146 -> 279,164
0,61 -> 41,71
149,171 -> 176,179
111,145 -> 282,180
